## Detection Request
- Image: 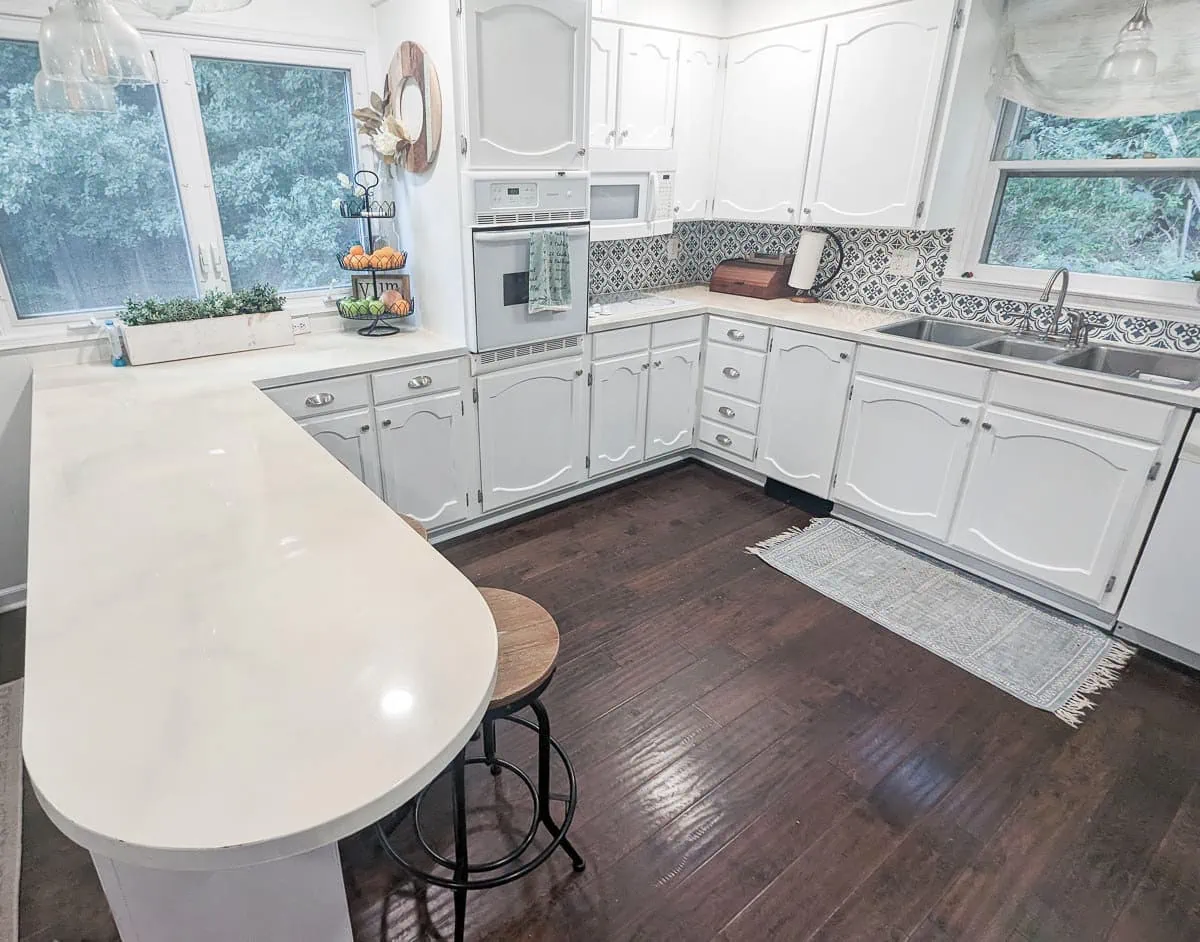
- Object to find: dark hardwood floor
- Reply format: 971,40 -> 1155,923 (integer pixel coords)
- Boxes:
9,461 -> 1200,941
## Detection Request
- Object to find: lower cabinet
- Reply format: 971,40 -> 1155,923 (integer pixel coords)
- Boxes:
832,375 -> 980,541
756,329 -> 853,497
646,341 -> 701,459
948,407 -> 1159,605
298,407 -> 383,496
477,356 -> 589,511
376,392 -> 474,531
589,351 -> 649,476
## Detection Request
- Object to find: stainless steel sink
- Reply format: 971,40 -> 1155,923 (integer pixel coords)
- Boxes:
875,317 -> 1003,347
972,336 -> 1070,362
1054,345 -> 1200,390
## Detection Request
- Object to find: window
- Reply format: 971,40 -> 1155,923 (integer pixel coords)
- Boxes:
0,29 -> 367,331
950,102 -> 1200,318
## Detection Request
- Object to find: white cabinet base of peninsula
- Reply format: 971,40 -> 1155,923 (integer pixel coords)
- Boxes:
93,844 -> 352,942
756,330 -> 854,497
298,408 -> 382,497
646,341 -> 701,459
477,356 -> 589,510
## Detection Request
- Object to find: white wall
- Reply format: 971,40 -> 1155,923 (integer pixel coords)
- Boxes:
595,0 -> 725,34
0,357 -> 30,611
372,0 -> 468,346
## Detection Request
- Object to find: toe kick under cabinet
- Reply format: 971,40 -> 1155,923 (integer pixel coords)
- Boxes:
833,347 -> 1188,616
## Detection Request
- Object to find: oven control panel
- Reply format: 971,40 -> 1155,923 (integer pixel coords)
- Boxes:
467,172 -> 590,226
488,182 -> 538,209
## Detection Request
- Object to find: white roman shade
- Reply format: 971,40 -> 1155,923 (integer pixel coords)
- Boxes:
992,0 -> 1200,118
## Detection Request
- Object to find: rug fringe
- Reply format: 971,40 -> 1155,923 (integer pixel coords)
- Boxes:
1054,640 -> 1138,728
746,519 -> 826,557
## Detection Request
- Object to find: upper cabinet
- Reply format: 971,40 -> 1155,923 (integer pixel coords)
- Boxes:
802,0 -> 957,228
463,0 -> 589,169
617,27 -> 680,150
673,36 -> 723,220
589,20 -> 621,150
712,24 -> 826,223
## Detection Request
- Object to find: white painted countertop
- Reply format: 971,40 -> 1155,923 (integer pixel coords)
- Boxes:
23,328 -> 499,871
590,286 -> 1200,409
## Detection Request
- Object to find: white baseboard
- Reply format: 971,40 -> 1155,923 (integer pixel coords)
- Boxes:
0,584 -> 25,614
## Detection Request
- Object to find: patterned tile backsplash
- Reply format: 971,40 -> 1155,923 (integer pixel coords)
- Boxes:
589,221 -> 1200,354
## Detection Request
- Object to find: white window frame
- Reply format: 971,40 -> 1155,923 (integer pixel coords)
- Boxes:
945,98 -> 1200,323
0,17 -> 375,345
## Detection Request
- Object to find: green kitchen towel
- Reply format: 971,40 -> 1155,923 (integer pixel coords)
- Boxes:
528,230 -> 573,314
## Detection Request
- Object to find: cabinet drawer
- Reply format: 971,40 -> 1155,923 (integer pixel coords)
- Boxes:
593,325 -> 651,359
699,418 -> 756,462
703,345 -> 767,401
708,316 -> 770,352
856,345 -> 988,400
264,374 -> 370,419
652,316 -> 704,348
372,359 -> 461,405
989,372 -> 1174,443
701,389 -> 760,435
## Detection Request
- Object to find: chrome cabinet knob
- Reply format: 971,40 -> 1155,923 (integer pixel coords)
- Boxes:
959,417 -> 971,425
575,369 -> 584,377
360,424 -> 370,433
727,329 -> 745,341
718,406 -> 735,418
620,129 -> 630,139
722,366 -> 740,379
653,360 -> 662,367
382,419 -> 392,428
715,434 -> 733,447
982,422 -> 993,431
304,392 -> 335,408
407,375 -> 433,389
786,207 -> 795,214
577,146 -> 587,156
642,362 -> 650,370
839,352 -> 849,360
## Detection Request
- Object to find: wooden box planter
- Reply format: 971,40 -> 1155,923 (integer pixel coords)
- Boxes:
119,310 -> 295,366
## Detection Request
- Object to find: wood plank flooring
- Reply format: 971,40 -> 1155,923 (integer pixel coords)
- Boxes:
8,461 -> 1200,941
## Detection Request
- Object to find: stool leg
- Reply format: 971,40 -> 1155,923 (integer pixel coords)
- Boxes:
482,718 -> 501,776
450,749 -> 469,942
530,698 -> 586,873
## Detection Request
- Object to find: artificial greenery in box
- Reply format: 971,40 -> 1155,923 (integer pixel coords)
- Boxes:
121,285 -> 286,327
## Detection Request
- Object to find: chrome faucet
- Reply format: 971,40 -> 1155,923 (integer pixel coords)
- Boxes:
1040,267 -> 1070,342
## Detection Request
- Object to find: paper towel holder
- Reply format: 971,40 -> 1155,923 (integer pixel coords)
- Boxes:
788,228 -> 845,303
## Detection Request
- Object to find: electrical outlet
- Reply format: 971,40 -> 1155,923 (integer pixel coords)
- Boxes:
887,247 -> 919,277
665,235 -> 682,261
291,315 -> 311,335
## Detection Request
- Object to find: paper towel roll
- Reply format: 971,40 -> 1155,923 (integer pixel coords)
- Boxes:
788,230 -> 828,291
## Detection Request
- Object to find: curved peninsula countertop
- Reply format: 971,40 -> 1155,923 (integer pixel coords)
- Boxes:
23,329 -> 498,873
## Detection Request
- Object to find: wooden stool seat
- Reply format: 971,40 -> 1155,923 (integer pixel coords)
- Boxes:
400,514 -> 429,541
479,588 -> 560,710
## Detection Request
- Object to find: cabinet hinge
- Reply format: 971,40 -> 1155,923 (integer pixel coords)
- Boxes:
1104,576 -> 1117,594
588,371 -> 593,387
465,491 -> 470,507
831,471 -> 838,488
953,7 -> 964,29
461,400 -> 465,416
752,443 -> 758,461
460,134 -> 468,156
767,336 -> 773,353
915,200 -> 926,219
455,0 -> 462,13
477,489 -> 484,506
847,383 -> 854,402
585,455 -> 591,470
1148,461 -> 1162,482
472,386 -> 478,404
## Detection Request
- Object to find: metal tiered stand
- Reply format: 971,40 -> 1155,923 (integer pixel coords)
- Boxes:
336,170 -> 416,337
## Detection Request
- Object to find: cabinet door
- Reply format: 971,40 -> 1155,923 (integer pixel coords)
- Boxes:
589,20 -> 620,150
802,0 -> 955,228
713,23 -> 825,223
477,357 -> 589,510
756,330 -> 854,498
949,408 -> 1159,605
463,0 -> 588,169
673,36 -> 722,220
298,407 -> 382,497
646,341 -> 701,460
617,26 -> 679,150
376,392 -> 473,531
590,351 -> 649,476
832,376 -> 978,541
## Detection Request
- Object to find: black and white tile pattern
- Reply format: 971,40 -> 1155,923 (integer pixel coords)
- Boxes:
589,221 -> 1200,354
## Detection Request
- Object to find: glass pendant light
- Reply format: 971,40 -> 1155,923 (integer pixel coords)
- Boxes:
75,0 -> 158,86
37,0 -> 82,82
1099,0 -> 1158,82
34,70 -> 117,113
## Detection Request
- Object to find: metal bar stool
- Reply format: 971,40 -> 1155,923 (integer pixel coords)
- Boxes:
376,588 -> 585,942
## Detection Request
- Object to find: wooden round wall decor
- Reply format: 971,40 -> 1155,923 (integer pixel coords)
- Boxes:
385,41 -> 443,174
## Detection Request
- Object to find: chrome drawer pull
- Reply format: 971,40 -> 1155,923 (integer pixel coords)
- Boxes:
718,406 -> 736,419
408,375 -> 433,389
304,392 -> 335,408
727,328 -> 745,341
722,367 -> 740,379
715,434 -> 733,447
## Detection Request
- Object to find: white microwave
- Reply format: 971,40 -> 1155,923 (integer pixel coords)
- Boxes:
589,172 -> 675,242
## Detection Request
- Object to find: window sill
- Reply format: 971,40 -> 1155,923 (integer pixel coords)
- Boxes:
942,274 -> 1200,325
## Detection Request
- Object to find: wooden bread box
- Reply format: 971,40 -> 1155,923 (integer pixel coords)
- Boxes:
710,254 -> 795,300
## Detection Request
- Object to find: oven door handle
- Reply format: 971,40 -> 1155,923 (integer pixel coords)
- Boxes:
473,227 -> 589,244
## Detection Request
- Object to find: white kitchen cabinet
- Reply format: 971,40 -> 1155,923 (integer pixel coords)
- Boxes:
462,0 -> 589,169
802,0 -> 956,228
589,20 -> 620,150
298,408 -> 382,498
376,392 -> 475,531
477,356 -> 589,510
948,408 -> 1160,605
833,375 -> 979,541
590,351 -> 649,476
756,330 -> 854,498
646,341 -> 701,460
616,26 -> 679,150
673,36 -> 722,220
713,23 -> 825,223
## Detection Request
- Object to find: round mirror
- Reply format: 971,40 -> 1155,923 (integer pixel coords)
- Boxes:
397,76 -> 425,141
386,41 -> 442,174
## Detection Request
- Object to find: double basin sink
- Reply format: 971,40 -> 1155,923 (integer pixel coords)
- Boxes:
874,317 -> 1200,391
